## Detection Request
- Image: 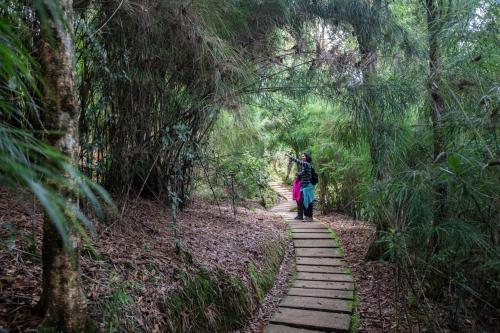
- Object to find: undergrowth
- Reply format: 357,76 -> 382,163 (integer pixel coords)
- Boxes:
162,268 -> 253,333
161,239 -> 286,332
248,241 -> 286,302
90,273 -> 142,332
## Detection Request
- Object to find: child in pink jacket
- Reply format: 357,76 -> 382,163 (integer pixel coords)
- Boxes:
292,174 -> 302,219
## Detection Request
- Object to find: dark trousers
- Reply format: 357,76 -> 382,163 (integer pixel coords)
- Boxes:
297,192 -> 313,218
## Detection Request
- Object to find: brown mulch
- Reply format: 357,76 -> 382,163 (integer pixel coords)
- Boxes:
0,187 -> 287,332
319,212 -> 411,333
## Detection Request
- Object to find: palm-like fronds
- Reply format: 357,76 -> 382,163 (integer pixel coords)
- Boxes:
0,6 -> 113,244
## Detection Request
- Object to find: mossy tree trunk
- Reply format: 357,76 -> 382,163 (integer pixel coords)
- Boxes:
38,0 -> 87,331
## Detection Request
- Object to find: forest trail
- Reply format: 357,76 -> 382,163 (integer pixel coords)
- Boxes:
266,182 -> 356,333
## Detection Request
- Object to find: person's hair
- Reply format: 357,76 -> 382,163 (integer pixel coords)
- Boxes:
302,152 -> 312,163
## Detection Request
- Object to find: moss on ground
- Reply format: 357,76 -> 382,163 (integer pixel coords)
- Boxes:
327,225 -> 359,333
162,239 -> 286,332
328,228 -> 345,257
349,289 -> 360,333
162,268 -> 253,333
248,241 -> 286,302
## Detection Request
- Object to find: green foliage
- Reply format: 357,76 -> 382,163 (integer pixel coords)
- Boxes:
89,274 -> 141,333
74,0 -> 294,202
252,0 -> 499,328
161,268 -> 253,333
0,7 -> 114,247
200,109 -> 278,206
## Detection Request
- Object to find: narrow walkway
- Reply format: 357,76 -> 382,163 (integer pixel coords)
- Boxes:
266,182 -> 356,333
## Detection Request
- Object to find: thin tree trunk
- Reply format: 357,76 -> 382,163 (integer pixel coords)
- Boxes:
356,31 -> 390,260
38,0 -> 87,331
357,34 -> 382,181
426,0 -> 447,228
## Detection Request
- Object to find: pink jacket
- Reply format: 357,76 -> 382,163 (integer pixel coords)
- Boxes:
292,179 -> 301,201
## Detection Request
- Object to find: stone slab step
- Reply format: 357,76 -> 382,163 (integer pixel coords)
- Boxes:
270,307 -> 350,332
293,280 -> 354,291
265,324 -> 324,333
297,272 -> 353,282
287,219 -> 326,229
293,233 -> 333,239
296,257 -> 345,266
296,265 -> 346,274
290,228 -> 328,232
287,287 -> 354,300
294,240 -> 338,248
280,295 -> 352,313
291,229 -> 329,233
295,248 -> 342,258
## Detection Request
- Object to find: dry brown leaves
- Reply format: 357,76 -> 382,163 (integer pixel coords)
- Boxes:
319,212 -> 410,333
0,187 -> 287,332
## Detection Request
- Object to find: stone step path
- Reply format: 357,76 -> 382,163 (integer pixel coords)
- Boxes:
266,182 -> 356,333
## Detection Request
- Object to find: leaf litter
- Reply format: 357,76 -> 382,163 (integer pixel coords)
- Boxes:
0,187 -> 290,332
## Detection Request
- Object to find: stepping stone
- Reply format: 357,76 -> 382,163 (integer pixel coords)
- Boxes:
295,248 -> 342,258
265,324 -> 323,333
296,265 -> 346,274
291,229 -> 329,233
297,272 -> 353,282
293,233 -> 332,239
280,295 -> 352,313
288,223 -> 326,228
294,240 -> 338,248
289,228 -> 328,232
296,257 -> 344,266
287,287 -> 354,300
270,307 -> 350,332
293,280 -> 354,291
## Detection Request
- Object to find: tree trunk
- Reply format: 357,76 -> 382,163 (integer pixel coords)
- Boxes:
356,31 -> 391,260
426,0 -> 447,228
37,0 -> 87,331
356,34 -> 382,181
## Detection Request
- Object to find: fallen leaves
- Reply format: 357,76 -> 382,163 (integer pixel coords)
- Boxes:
320,212 -> 415,333
0,187 -> 287,332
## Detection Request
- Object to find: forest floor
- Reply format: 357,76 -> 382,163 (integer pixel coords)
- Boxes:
318,212 -> 405,332
1,185 -> 481,333
0,187 -> 289,332
319,212 -> 438,333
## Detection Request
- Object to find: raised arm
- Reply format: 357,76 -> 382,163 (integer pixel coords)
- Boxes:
289,155 -> 308,168
288,155 -> 309,177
